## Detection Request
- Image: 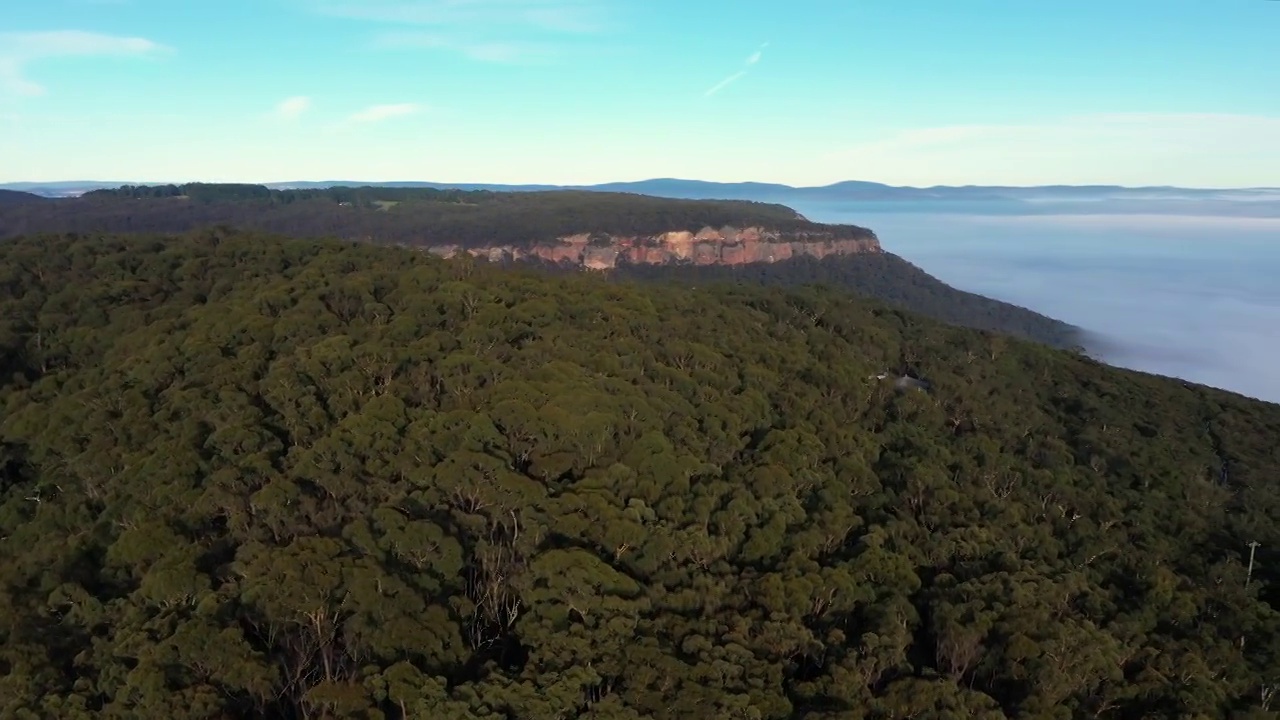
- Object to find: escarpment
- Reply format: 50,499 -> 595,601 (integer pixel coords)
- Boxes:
0,185 -> 884,269
425,225 -> 882,269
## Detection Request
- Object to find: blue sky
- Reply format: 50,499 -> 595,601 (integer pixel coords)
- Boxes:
1,0 -> 1278,186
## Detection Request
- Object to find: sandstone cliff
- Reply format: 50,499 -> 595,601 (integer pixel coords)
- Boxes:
425,225 -> 881,269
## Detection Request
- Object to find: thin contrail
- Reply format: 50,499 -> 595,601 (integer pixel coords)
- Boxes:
704,71 -> 747,97
703,42 -> 768,97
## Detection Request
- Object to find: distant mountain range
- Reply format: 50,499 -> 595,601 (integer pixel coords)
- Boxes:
3,179 -> 1278,216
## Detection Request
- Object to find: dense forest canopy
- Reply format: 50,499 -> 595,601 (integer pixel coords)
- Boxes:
1,229 -> 1278,719
3,184 -> 863,246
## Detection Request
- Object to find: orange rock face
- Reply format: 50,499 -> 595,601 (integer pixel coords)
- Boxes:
426,225 -> 881,270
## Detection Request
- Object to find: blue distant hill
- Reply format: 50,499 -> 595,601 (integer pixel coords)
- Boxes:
3,178 -> 1278,216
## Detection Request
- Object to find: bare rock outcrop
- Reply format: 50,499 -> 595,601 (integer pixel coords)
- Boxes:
426,225 -> 881,269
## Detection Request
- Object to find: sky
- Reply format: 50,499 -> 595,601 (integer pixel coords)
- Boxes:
1,0 -> 1279,187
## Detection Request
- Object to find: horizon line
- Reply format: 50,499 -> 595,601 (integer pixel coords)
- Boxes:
3,177 -> 1279,193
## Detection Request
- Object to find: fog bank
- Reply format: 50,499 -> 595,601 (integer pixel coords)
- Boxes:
795,207 -> 1280,404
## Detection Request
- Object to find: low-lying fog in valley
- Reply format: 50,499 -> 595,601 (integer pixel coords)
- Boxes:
796,204 -> 1280,404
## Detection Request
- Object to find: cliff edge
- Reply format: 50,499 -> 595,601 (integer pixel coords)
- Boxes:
424,225 -> 882,270
0,185 -> 882,265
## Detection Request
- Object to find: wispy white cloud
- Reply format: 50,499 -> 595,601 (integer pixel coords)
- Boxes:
312,0 -> 605,62
704,42 -> 768,97
826,113 -> 1280,188
0,30 -> 169,97
0,62 -> 43,97
347,102 -> 421,124
272,96 -> 312,121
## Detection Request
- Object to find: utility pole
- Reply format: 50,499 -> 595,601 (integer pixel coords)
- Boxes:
1246,541 -> 1261,589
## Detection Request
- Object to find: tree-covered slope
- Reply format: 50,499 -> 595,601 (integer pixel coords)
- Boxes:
1,230 -> 1278,719
610,254 -> 1082,350
0,183 -> 1083,349
0,189 -> 48,207
0,184 -> 866,246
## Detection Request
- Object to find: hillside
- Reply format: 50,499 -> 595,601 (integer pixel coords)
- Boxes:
610,254 -> 1082,350
0,190 -> 48,207
0,229 -> 1278,719
0,183 -> 1080,348
0,183 -> 847,246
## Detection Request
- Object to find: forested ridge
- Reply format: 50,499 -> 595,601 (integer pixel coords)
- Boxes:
0,184 -> 1082,349
1,230 -> 1278,719
0,190 -> 49,207
0,184 -> 863,246
609,255 -> 1081,350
